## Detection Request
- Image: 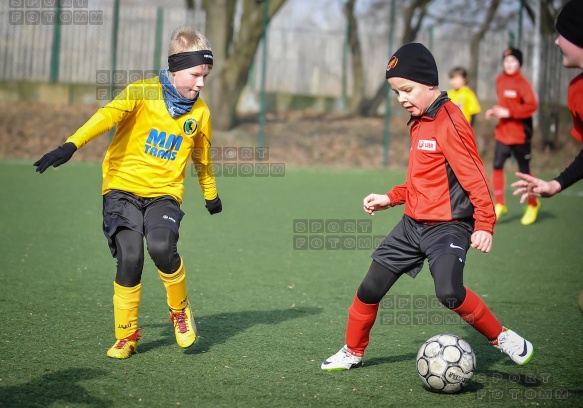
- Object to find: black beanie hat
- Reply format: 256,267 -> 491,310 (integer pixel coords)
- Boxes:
503,48 -> 523,66
385,43 -> 438,86
556,0 -> 583,48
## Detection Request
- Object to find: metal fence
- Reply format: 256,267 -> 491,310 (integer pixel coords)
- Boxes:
0,0 -> 576,109
0,0 -> 205,83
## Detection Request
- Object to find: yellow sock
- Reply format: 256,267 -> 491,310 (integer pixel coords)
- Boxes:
158,258 -> 188,311
113,282 -> 141,340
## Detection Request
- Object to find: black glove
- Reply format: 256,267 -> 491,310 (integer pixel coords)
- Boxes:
205,196 -> 222,215
33,142 -> 77,174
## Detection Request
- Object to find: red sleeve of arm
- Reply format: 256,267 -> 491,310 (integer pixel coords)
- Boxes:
387,182 -> 407,206
509,78 -> 538,119
441,105 -> 496,234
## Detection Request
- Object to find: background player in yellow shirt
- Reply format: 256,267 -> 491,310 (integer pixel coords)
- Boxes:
33,26 -> 221,359
447,67 -> 481,127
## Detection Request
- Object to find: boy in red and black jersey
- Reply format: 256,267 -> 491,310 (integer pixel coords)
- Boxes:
321,43 -> 534,371
486,48 -> 540,225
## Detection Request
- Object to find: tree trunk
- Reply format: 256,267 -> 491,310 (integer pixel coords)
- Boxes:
344,0 -> 365,115
202,0 -> 287,130
467,0 -> 501,90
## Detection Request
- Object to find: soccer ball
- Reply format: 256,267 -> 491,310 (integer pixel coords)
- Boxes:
416,334 -> 476,394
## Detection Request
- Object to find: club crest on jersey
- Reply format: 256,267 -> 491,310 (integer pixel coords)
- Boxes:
184,118 -> 198,136
418,139 -> 436,151
503,89 -> 517,98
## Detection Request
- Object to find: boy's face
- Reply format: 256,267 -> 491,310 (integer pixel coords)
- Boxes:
555,35 -> 583,69
388,77 -> 437,117
502,55 -> 520,75
449,74 -> 465,90
171,64 -> 212,100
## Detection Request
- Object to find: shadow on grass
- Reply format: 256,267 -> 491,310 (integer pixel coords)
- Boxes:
364,352 -> 418,367
0,368 -> 111,408
495,209 -> 556,225
138,306 -> 322,354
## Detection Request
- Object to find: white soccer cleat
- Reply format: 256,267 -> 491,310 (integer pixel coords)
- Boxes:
321,345 -> 363,371
493,327 -> 534,365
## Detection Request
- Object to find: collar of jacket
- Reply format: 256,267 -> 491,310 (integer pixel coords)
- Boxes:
407,91 -> 450,125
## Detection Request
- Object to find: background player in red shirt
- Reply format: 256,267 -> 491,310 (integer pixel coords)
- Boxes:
512,0 -> 583,200
321,43 -> 534,372
486,48 -> 540,225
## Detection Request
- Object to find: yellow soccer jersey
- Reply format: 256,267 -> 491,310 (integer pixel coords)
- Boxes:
66,76 -> 216,204
447,86 -> 481,124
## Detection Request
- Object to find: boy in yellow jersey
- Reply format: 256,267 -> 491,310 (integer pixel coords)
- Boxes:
447,67 -> 481,126
33,26 -> 221,359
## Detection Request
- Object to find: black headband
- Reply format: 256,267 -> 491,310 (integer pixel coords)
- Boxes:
168,50 -> 213,72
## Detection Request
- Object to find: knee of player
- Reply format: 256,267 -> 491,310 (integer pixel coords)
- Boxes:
431,254 -> 466,309
116,246 -> 144,271
146,229 -> 174,255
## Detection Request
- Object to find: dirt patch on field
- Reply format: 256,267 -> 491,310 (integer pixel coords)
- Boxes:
1,102 -> 580,174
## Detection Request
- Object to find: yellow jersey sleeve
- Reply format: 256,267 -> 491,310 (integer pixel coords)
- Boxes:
192,109 -> 218,201
447,87 -> 481,124
463,87 -> 481,117
66,85 -> 139,149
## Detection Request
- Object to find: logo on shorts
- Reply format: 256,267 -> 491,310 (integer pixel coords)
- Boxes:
417,139 -> 436,151
184,118 -> 198,136
163,215 -> 176,223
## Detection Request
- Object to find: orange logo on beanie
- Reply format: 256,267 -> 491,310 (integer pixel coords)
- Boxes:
504,49 -> 513,56
387,55 -> 398,71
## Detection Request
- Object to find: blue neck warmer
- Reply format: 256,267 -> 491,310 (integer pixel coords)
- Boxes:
159,69 -> 198,118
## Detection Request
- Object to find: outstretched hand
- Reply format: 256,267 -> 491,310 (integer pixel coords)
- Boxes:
471,230 -> 492,253
485,105 -> 509,120
363,193 -> 391,216
511,172 -> 562,204
33,142 -> 77,174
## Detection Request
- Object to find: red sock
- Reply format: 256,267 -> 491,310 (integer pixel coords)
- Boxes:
453,288 -> 503,341
492,169 -> 505,205
527,173 -> 538,207
345,294 -> 379,356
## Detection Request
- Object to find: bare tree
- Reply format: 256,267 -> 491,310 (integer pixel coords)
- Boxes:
343,0 -> 365,114
201,0 -> 287,130
467,0 -> 501,89
522,0 -> 569,34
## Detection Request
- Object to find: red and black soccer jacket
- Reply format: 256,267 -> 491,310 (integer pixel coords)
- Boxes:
567,72 -> 583,142
387,92 -> 496,234
553,72 -> 583,190
493,71 -> 538,145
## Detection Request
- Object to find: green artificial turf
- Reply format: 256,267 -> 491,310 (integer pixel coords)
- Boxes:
0,161 -> 581,407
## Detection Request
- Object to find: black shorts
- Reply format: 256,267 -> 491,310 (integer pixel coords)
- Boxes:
102,190 -> 185,257
371,215 -> 473,278
493,140 -> 532,172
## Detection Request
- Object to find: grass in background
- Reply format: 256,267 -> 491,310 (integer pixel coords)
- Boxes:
0,161 -> 582,407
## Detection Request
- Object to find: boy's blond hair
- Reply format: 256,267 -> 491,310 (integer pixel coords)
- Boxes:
168,26 -> 212,56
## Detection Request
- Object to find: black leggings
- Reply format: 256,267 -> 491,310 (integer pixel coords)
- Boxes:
357,256 -> 466,309
114,227 -> 181,287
